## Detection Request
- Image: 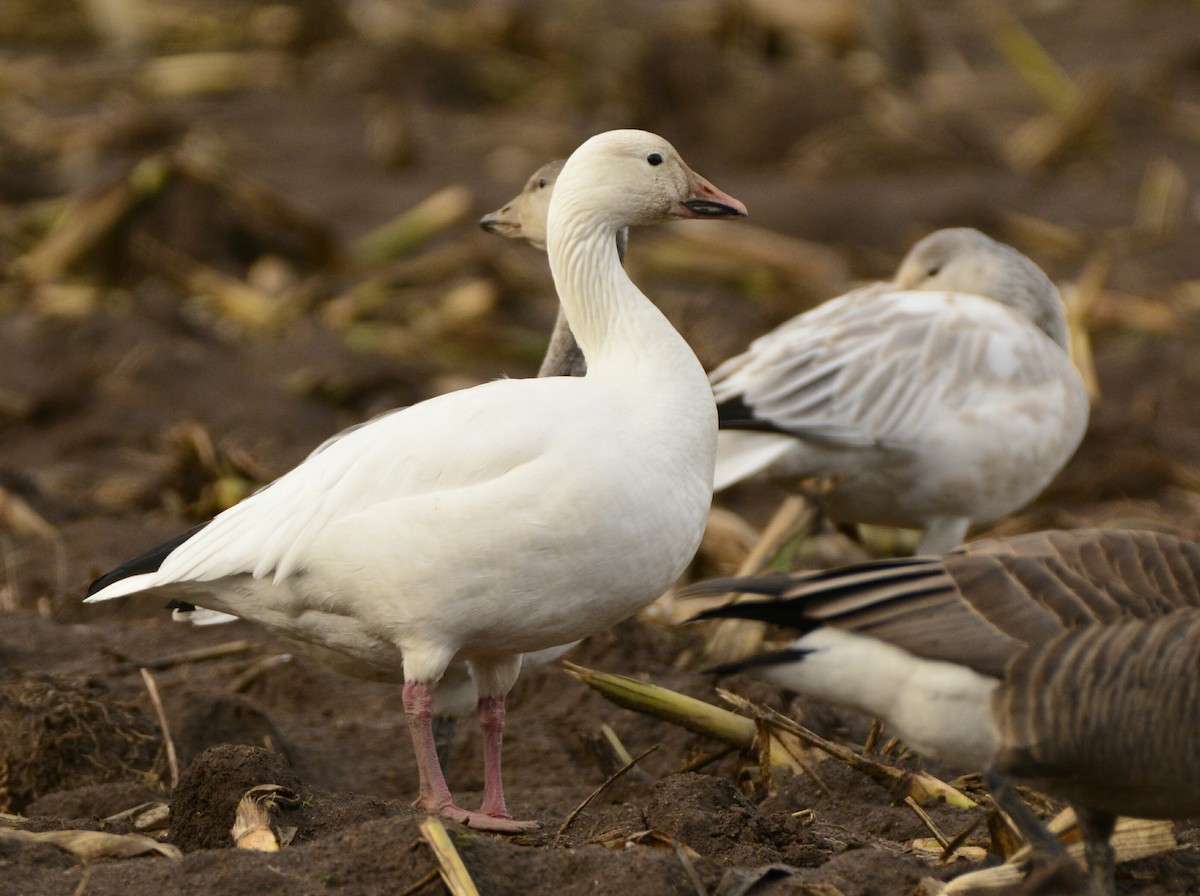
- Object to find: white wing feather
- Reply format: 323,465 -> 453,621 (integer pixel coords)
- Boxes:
151,378 -> 558,589
712,287 -> 1074,452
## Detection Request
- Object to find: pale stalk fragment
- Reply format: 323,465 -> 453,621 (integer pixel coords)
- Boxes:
563,662 -> 803,770
0,828 -> 181,861
922,813 -> 1177,894
231,784 -> 299,851
717,689 -> 977,810
703,495 -> 817,664
419,817 -> 482,896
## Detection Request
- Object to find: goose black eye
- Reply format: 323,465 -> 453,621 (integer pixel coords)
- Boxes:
537,178 -> 548,189
647,152 -> 663,166
926,265 -> 942,277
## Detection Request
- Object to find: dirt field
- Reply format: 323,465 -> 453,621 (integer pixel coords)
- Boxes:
4,1 -> 1200,893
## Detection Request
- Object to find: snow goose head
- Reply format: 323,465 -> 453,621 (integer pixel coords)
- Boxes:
479,159 -> 564,250
546,131 -> 744,375
549,130 -> 746,239
478,137 -> 742,378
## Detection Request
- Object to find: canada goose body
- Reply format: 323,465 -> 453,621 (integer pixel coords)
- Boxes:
691,528 -> 1200,894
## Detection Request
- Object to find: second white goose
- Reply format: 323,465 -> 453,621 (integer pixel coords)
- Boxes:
86,130 -> 747,832
711,228 -> 1089,553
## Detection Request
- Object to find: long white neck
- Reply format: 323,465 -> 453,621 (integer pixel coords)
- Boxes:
546,202 -> 711,410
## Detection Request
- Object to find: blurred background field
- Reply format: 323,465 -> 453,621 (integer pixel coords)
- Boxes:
3,2 -> 1200,893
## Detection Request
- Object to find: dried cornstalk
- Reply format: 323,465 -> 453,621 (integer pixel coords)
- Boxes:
718,689 -> 977,809
554,744 -> 660,844
15,156 -> 170,282
924,814 -> 1177,894
0,828 -> 181,861
131,234 -> 290,331
974,2 -> 1076,115
419,817 -> 481,896
0,485 -> 57,539
139,668 -> 178,790
231,784 -> 299,851
563,662 -> 805,771
1061,246 -> 1109,405
1004,75 -> 1114,172
660,219 -> 850,301
352,186 -> 474,265
1134,156 -> 1188,242
138,52 -> 294,96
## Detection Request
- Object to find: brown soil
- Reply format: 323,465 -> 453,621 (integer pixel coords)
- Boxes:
4,1 -> 1200,894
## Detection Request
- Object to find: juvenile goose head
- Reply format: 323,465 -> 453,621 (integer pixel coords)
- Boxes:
689,528 -> 1200,896
895,227 -> 1069,349
479,158 -> 625,379
480,159 -> 564,249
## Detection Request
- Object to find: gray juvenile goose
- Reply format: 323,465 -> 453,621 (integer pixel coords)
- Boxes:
710,229 -> 1089,554
481,159 -> 627,378
484,188 -> 1088,554
688,528 -> 1200,896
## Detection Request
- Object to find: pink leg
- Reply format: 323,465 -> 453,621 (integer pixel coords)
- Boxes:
402,682 -> 538,833
402,682 -> 470,824
470,695 -> 540,832
477,695 -> 511,817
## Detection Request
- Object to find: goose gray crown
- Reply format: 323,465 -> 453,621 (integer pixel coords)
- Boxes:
688,528 -> 1200,896
86,130 -> 747,833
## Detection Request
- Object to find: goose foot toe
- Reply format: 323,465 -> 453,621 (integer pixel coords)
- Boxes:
463,812 -> 542,833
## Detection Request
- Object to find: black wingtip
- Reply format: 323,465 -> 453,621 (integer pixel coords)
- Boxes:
86,522 -> 209,597
715,395 -> 791,434
705,647 -> 813,677
691,599 -> 820,633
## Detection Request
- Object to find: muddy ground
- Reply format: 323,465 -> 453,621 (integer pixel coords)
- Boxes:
4,1 -> 1200,893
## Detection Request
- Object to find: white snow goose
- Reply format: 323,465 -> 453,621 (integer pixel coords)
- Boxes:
86,130 -> 747,832
710,228 -> 1089,554
688,528 -> 1200,896
174,160 -> 602,755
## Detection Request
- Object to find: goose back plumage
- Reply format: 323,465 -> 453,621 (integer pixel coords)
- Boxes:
995,610 -> 1200,819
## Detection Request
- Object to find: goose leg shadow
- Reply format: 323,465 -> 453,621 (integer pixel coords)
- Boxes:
1074,804 -> 1118,896
984,765 -> 1067,862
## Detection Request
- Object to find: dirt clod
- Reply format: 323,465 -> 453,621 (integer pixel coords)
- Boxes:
169,744 -> 300,851
0,676 -> 159,813
645,772 -> 828,868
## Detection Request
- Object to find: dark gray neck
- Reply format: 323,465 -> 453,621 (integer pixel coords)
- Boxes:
536,228 -> 627,379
